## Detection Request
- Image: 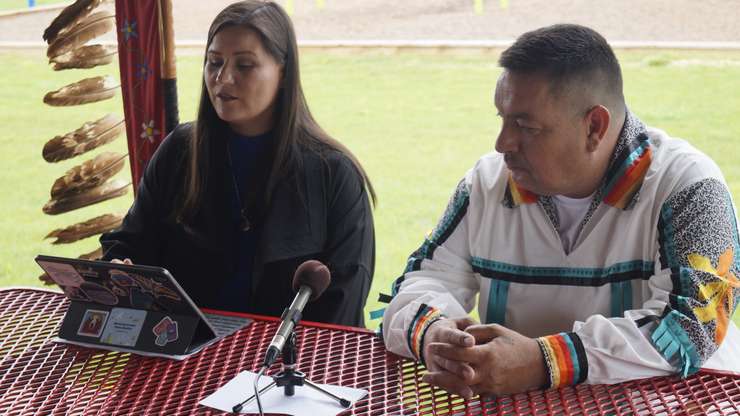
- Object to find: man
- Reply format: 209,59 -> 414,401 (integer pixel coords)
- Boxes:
382,24 -> 740,398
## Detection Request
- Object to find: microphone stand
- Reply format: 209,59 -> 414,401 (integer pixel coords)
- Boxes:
232,332 -> 351,413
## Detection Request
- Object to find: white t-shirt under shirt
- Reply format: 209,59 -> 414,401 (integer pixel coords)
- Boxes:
552,194 -> 593,254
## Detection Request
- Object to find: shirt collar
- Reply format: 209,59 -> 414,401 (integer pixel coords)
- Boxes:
502,110 -> 652,210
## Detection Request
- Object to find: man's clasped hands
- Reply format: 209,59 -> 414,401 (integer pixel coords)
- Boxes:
421,318 -> 549,398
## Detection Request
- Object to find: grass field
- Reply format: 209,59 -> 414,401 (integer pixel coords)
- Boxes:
0,1 -> 66,12
1,48 -> 739,329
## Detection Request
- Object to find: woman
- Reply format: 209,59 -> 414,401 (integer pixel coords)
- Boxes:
99,1 -> 375,327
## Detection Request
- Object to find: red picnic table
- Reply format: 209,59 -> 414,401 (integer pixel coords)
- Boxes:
0,288 -> 738,415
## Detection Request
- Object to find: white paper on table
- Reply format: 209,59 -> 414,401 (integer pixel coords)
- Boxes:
199,371 -> 368,415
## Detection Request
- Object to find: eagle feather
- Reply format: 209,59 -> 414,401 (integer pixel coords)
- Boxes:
43,178 -> 130,215
47,10 -> 115,59
50,152 -> 126,199
43,75 -> 118,107
43,0 -> 105,44
42,114 -> 124,163
50,44 -> 116,71
45,213 -> 123,244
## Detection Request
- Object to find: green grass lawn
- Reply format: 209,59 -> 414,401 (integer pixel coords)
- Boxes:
0,0 -> 67,11
1,48 -> 739,329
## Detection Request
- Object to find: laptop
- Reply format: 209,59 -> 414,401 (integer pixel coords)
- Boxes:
35,254 -> 252,360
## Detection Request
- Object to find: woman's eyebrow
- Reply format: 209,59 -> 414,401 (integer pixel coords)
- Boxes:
206,50 -> 257,57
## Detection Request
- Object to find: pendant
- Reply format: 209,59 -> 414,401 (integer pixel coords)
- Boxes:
240,209 -> 251,232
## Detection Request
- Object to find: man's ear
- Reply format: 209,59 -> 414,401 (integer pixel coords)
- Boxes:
585,105 -> 611,152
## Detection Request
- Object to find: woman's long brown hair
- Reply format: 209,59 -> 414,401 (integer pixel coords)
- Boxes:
177,0 -> 375,224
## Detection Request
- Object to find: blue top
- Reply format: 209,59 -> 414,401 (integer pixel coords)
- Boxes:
217,129 -> 272,312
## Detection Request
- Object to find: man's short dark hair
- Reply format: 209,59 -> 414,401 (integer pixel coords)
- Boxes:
499,24 -> 624,110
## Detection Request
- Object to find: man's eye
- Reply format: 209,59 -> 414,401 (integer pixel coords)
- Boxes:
207,60 -> 223,67
516,122 -> 539,134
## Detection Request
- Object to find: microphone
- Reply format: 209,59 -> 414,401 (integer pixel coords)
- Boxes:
262,260 -> 331,368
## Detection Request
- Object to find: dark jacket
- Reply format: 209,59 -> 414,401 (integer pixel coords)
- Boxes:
100,123 -> 375,327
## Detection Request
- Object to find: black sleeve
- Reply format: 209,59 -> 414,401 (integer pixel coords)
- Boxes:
304,154 -> 375,327
99,125 -> 188,265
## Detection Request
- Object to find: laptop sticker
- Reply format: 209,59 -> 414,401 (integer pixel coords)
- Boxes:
153,284 -> 182,302
73,264 -> 100,279
153,316 -> 179,346
135,272 -> 180,301
80,281 -> 119,306
109,269 -> 135,288
77,309 -> 109,337
107,283 -> 127,297
100,308 -> 147,347
109,269 -> 182,302
63,285 -> 91,302
38,261 -> 84,287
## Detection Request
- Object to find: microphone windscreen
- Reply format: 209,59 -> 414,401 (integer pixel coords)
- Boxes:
292,260 -> 331,301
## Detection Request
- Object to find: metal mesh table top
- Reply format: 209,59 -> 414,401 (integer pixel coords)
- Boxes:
1,288 -> 738,415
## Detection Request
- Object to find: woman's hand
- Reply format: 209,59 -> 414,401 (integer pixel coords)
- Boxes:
110,258 -> 133,265
38,273 -> 55,285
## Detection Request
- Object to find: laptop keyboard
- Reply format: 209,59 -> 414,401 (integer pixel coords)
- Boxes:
203,313 -> 252,338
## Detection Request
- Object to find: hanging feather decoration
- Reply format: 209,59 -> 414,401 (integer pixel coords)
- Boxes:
43,75 -> 118,107
43,114 -> 124,163
46,10 -> 115,59
50,44 -> 116,71
43,178 -> 130,215
42,0 -> 105,44
45,213 -> 123,244
79,246 -> 104,261
40,0 -> 126,265
50,152 -> 126,199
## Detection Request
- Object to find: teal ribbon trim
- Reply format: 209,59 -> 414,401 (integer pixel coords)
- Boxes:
651,310 -> 701,377
472,257 -> 654,279
485,279 -> 509,324
610,280 -> 633,317
561,333 -> 582,385
659,203 -> 679,268
430,186 -> 469,242
369,308 -> 385,320
725,192 -> 740,272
